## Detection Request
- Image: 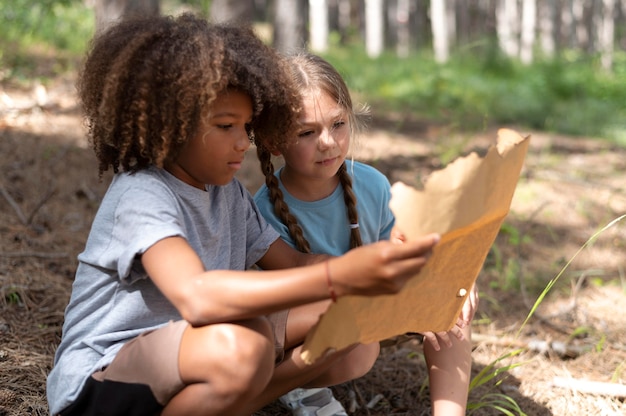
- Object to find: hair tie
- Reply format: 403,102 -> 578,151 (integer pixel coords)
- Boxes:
349,223 -> 359,229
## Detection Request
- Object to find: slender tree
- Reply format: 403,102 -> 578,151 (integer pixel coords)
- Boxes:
365,0 -> 384,57
599,0 -> 616,71
273,0 -> 307,53
539,0 -> 556,57
395,0 -> 411,57
310,0 -> 329,52
210,0 -> 255,24
431,0 -> 449,62
95,0 -> 160,34
520,0 -> 536,64
496,0 -> 520,58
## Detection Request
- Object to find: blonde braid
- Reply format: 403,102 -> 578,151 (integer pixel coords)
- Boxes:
257,145 -> 312,253
338,162 -> 363,249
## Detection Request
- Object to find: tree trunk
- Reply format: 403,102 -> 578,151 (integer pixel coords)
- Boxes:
496,0 -> 520,58
431,0 -> 449,63
520,0 -> 536,64
395,0 -> 410,57
273,0 -> 307,53
539,0 -> 556,57
210,0 -> 255,24
446,0 -> 456,49
364,0 -> 384,58
336,0 -> 352,45
95,0 -> 160,34
310,0 -> 329,52
599,0 -> 615,71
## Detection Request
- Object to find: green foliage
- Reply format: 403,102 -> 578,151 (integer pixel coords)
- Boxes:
468,393 -> 528,416
322,44 -> 626,144
0,0 -> 93,80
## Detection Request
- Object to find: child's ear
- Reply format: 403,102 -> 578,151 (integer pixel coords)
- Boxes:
270,149 -> 282,156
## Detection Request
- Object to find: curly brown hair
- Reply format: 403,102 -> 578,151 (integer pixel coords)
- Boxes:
257,52 -> 371,252
78,13 -> 300,176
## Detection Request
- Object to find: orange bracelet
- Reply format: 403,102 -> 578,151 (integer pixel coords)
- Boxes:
325,260 -> 337,303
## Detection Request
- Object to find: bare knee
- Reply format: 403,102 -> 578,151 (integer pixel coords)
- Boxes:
306,342 -> 380,388
341,342 -> 380,380
179,318 -> 275,402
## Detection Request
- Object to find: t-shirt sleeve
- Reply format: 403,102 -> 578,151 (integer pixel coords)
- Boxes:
87,179 -> 184,283
379,180 -> 395,240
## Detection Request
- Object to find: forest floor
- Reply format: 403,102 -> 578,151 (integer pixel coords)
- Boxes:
1,73 -> 625,416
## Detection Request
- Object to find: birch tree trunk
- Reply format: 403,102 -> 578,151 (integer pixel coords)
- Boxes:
365,0 -> 384,58
446,0 -> 456,49
273,0 -> 307,53
95,0 -> 160,34
520,0 -> 536,64
310,0 -> 329,52
539,0 -> 556,57
496,0 -> 520,58
599,0 -> 615,71
572,0 -> 587,49
431,0 -> 449,63
396,0 -> 410,57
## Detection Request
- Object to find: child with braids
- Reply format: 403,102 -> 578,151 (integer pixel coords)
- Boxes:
46,14 -> 442,416
254,53 -> 478,416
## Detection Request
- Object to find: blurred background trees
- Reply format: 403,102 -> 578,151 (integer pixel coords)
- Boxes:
1,0 -> 626,141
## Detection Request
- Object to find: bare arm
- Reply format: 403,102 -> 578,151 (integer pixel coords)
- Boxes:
142,233 -> 440,327
256,237 -> 329,270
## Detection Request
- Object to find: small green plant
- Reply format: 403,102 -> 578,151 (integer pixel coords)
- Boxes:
468,392 -> 528,416
4,287 -> 22,305
468,214 -> 625,414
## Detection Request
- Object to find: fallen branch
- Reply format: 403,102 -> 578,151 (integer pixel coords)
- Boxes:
0,185 -> 27,224
472,333 -> 591,359
552,377 -> 626,398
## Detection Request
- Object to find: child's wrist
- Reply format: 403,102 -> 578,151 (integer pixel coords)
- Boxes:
324,260 -> 337,302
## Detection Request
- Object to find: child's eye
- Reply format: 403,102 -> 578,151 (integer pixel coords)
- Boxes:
332,120 -> 346,129
298,130 -> 315,138
217,124 -> 233,130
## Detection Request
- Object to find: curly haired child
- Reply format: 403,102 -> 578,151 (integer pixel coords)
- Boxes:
254,52 -> 478,416
46,13 -> 441,416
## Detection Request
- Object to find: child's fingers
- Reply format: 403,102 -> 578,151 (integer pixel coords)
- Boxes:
385,233 -> 440,260
422,331 -> 441,351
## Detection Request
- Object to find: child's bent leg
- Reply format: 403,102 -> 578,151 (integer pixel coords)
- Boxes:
163,317 -> 276,416
242,342 -> 379,414
241,301 -> 381,413
284,300 -> 380,385
424,324 -> 472,416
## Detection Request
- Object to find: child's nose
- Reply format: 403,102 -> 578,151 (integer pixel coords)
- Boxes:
318,130 -> 335,149
235,128 -> 251,151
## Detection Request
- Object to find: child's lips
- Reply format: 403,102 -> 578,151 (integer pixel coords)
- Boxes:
318,156 -> 338,166
228,160 -> 244,169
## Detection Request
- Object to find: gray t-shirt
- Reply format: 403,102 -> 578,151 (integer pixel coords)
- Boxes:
47,167 -> 279,414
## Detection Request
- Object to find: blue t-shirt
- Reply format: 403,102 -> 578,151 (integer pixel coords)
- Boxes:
47,167 -> 279,415
254,160 -> 394,255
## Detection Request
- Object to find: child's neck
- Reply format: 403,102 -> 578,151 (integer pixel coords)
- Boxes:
280,168 -> 340,202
